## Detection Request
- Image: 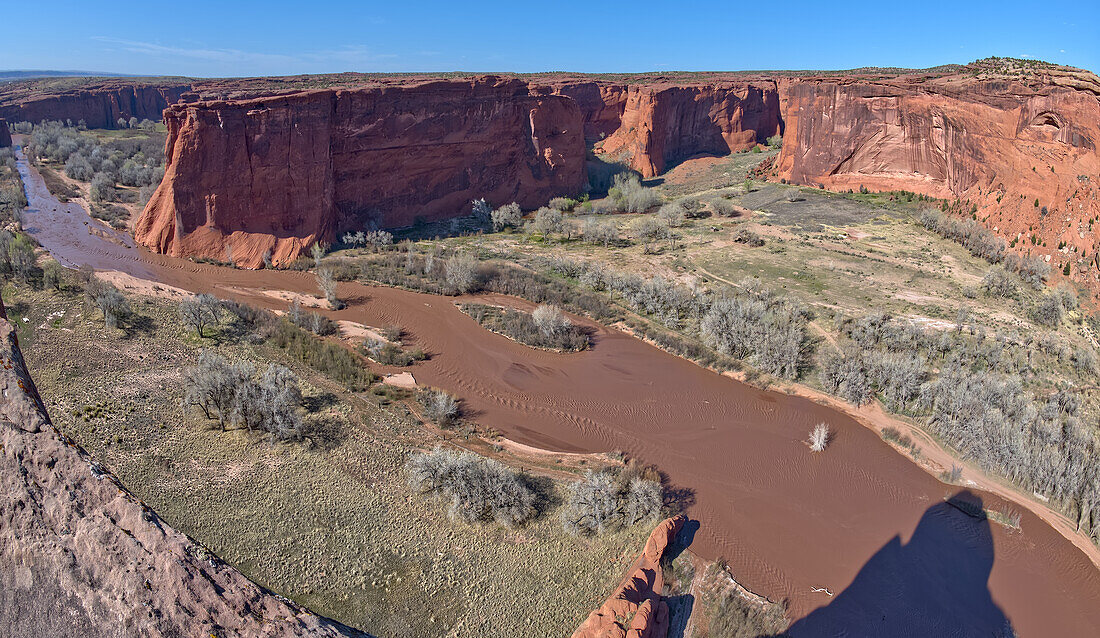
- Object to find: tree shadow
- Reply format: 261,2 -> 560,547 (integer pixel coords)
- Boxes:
301,414 -> 347,451
773,490 -> 1015,638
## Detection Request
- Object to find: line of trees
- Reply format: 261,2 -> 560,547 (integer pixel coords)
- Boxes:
819,309 -> 1100,543
25,121 -> 165,205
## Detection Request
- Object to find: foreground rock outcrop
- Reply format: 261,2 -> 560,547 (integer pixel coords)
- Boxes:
0,299 -> 364,638
135,76 -> 587,267
572,515 -> 686,638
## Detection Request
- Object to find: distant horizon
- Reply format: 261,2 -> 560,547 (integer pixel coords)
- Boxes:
2,56 -> 1095,83
1,1 -> 1096,78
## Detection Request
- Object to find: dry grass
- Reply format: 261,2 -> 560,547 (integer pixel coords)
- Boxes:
12,284 -> 650,637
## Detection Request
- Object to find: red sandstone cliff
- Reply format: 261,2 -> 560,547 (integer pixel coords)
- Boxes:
774,65 -> 1100,286
0,299 -> 364,637
0,79 -> 192,129
0,118 -> 10,148
590,82 -> 779,177
572,515 -> 685,638
547,79 -> 781,177
135,76 -> 586,268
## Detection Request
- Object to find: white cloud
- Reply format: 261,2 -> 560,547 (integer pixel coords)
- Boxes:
91,37 -> 395,73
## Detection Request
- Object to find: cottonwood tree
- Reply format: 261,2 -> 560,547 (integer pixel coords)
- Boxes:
657,202 -> 686,228
316,267 -> 339,309
182,351 -> 304,440
406,447 -> 537,527
87,280 -> 128,329
623,477 -> 663,525
491,202 -> 523,231
178,293 -> 221,337
532,206 -> 564,235
563,471 -> 621,536
444,253 -> 478,293
532,304 -> 569,337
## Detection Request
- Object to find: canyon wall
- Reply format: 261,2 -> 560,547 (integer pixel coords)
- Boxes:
134,76 -> 586,267
134,76 -> 781,266
0,80 -> 192,129
0,118 -> 10,147
774,69 -> 1100,283
588,81 -> 780,177
0,298 -> 363,637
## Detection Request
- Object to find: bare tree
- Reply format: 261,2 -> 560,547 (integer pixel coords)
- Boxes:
406,447 -> 537,527
532,304 -> 569,337
491,202 -> 523,231
563,471 -> 621,536
808,423 -> 830,452
420,388 -> 459,425
178,293 -> 221,337
444,253 -> 478,294
316,267 -> 339,309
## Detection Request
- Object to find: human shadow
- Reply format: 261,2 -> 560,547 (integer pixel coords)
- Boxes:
775,490 -> 1015,638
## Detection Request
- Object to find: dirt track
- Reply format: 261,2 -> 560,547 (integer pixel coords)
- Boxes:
14,140 -> 1100,636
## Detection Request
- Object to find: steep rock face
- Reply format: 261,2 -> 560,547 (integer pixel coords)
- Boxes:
774,71 -> 1100,284
135,77 -> 586,267
597,82 -> 781,177
553,81 -> 781,178
0,80 -> 192,129
572,515 -> 685,638
0,299 -> 364,637
0,118 -> 10,147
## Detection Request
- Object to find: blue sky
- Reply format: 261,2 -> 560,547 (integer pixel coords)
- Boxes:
2,1 -> 1096,77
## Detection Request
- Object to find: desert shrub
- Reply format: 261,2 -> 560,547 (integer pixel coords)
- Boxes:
709,198 -> 737,217
267,319 -> 374,389
491,202 -> 523,231
1032,292 -> 1064,327
1004,253 -> 1050,289
548,196 -> 576,211
419,388 -> 459,425
406,447 -> 537,527
462,303 -> 589,351
981,265 -> 1017,299
707,585 -> 789,638
733,227 -> 764,247
1071,347 -> 1098,375
609,173 -> 659,213
362,337 -> 425,366
920,210 -> 1006,263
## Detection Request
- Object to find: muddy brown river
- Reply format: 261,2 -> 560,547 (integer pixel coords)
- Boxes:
14,139 -> 1100,637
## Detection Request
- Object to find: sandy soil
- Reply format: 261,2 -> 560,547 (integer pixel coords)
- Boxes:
14,142 -> 1100,636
